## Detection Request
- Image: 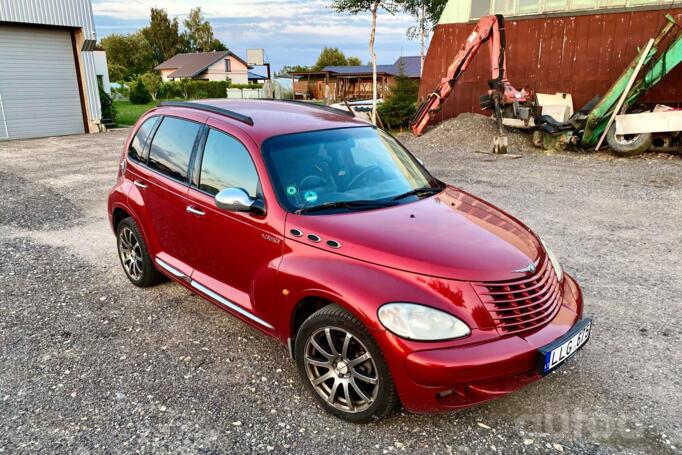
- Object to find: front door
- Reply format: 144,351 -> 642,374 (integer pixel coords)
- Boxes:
186,124 -> 283,326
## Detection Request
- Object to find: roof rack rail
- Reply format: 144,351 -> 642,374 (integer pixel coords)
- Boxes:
261,99 -> 355,118
158,101 -> 254,126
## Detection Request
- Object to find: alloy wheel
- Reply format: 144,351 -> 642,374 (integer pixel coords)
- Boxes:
118,226 -> 143,281
303,326 -> 379,413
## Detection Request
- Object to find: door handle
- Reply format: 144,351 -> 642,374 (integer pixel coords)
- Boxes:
186,205 -> 205,216
133,180 -> 147,189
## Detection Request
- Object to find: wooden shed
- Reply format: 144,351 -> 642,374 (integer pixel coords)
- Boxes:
420,1 -> 682,123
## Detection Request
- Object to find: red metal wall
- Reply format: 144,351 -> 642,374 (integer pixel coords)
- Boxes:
420,8 -> 682,122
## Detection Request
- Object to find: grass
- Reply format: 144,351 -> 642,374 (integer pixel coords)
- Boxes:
114,100 -> 159,126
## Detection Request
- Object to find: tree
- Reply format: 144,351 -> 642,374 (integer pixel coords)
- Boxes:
313,47 -> 348,71
99,32 -> 154,81
347,56 -> 362,66
331,0 -> 398,125
275,65 -> 312,77
402,0 -> 447,75
140,72 -> 162,100
141,8 -> 182,65
183,7 -> 227,52
129,80 -> 152,104
377,66 -> 419,129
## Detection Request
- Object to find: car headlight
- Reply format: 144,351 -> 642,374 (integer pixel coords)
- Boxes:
541,239 -> 563,282
377,303 -> 470,341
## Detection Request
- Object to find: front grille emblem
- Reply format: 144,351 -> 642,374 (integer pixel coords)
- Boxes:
513,260 -> 538,274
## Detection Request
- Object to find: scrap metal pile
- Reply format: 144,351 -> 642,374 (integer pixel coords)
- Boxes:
411,14 -> 682,157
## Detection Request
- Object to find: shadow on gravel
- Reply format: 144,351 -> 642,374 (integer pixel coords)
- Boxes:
0,171 -> 83,230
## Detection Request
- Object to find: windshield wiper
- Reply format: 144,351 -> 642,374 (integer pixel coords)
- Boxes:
391,185 -> 442,202
296,199 -> 394,214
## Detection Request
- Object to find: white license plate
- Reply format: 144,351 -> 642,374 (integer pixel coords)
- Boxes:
539,319 -> 591,375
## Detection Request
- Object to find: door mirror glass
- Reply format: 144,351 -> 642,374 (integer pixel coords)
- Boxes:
215,187 -> 256,213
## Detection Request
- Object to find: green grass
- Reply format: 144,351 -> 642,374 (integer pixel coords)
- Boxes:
114,100 -> 159,126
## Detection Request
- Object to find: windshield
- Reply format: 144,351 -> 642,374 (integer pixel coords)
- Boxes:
262,127 -> 441,214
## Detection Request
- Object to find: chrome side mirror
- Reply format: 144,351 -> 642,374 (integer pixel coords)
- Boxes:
215,187 -> 256,212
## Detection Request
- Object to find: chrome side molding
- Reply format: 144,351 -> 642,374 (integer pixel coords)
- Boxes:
190,280 -> 274,330
155,258 -> 189,282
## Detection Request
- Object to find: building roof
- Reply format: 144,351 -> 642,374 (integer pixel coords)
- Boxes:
316,56 -> 421,78
248,71 -> 268,80
155,51 -> 250,78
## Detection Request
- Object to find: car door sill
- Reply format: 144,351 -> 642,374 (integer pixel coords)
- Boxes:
190,280 -> 274,330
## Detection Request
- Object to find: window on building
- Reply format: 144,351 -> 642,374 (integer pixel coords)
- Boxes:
471,0 -> 672,20
199,129 -> 259,197
518,0 -> 541,14
225,58 -> 231,72
470,0 -> 492,19
147,117 -> 201,182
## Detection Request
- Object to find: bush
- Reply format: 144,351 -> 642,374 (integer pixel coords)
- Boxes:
99,86 -> 117,124
129,80 -> 151,104
140,72 -> 162,100
377,72 -> 419,130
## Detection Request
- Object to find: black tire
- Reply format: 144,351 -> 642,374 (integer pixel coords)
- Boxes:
295,304 -> 398,423
116,217 -> 164,288
606,124 -> 653,157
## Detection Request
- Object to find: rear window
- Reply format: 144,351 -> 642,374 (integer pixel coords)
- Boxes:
128,116 -> 159,162
147,117 -> 201,182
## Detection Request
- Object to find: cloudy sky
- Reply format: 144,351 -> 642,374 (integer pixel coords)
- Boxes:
92,0 -> 426,73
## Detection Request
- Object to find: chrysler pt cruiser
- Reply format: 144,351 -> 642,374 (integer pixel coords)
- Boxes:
108,100 -> 591,422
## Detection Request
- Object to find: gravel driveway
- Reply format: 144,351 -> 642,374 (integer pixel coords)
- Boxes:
1,120 -> 680,454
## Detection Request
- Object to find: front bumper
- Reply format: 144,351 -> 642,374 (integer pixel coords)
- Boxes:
383,274 -> 585,413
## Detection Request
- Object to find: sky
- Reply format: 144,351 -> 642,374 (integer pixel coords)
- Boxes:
92,0 -> 427,74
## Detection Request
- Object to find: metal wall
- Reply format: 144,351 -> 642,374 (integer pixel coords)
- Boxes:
0,0 -> 101,121
419,8 -> 682,122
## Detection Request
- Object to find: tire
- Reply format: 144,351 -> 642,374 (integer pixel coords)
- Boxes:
116,217 -> 164,288
606,124 -> 653,157
295,304 -> 398,423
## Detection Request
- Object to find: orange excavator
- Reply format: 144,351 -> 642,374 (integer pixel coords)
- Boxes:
410,15 -> 528,154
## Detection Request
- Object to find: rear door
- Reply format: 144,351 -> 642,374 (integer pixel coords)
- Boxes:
127,115 -> 204,277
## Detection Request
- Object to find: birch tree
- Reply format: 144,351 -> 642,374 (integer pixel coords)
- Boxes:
331,0 -> 397,125
402,0 -> 447,75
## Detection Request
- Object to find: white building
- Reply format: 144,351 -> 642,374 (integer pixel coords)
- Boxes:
0,0 -> 102,139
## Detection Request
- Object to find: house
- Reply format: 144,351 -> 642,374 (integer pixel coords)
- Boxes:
0,0 -> 102,140
291,56 -> 421,101
94,50 -> 112,95
156,51 -> 252,85
421,0 -> 682,123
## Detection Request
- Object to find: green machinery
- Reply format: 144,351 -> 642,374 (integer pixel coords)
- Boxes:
540,14 -> 682,151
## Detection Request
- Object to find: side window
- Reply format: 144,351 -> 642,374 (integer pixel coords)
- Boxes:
128,116 -> 159,162
199,129 -> 259,197
148,117 -> 201,182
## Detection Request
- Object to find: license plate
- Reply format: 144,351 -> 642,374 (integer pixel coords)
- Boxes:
538,318 -> 591,375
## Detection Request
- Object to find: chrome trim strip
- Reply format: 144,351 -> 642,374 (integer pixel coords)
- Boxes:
155,258 -> 187,279
190,280 -> 274,330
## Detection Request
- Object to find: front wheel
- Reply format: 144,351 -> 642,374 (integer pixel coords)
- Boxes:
295,305 -> 398,423
606,124 -> 653,157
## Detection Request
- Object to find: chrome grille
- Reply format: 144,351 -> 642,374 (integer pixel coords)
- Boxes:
474,257 -> 561,336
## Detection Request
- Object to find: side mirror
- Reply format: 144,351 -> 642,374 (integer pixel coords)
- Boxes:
215,188 -> 265,215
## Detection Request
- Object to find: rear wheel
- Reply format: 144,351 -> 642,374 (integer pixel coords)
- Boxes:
116,217 -> 164,287
295,305 -> 398,423
606,124 -> 653,157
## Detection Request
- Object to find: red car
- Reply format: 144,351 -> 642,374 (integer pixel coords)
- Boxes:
108,100 -> 590,423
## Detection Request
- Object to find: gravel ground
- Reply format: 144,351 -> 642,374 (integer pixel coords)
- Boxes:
0,118 -> 680,454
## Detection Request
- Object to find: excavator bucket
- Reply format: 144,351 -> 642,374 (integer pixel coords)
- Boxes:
493,135 -> 508,154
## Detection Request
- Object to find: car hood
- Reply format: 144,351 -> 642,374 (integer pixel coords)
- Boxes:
285,186 -> 543,282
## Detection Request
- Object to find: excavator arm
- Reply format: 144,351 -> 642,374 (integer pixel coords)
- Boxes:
410,15 -> 526,152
